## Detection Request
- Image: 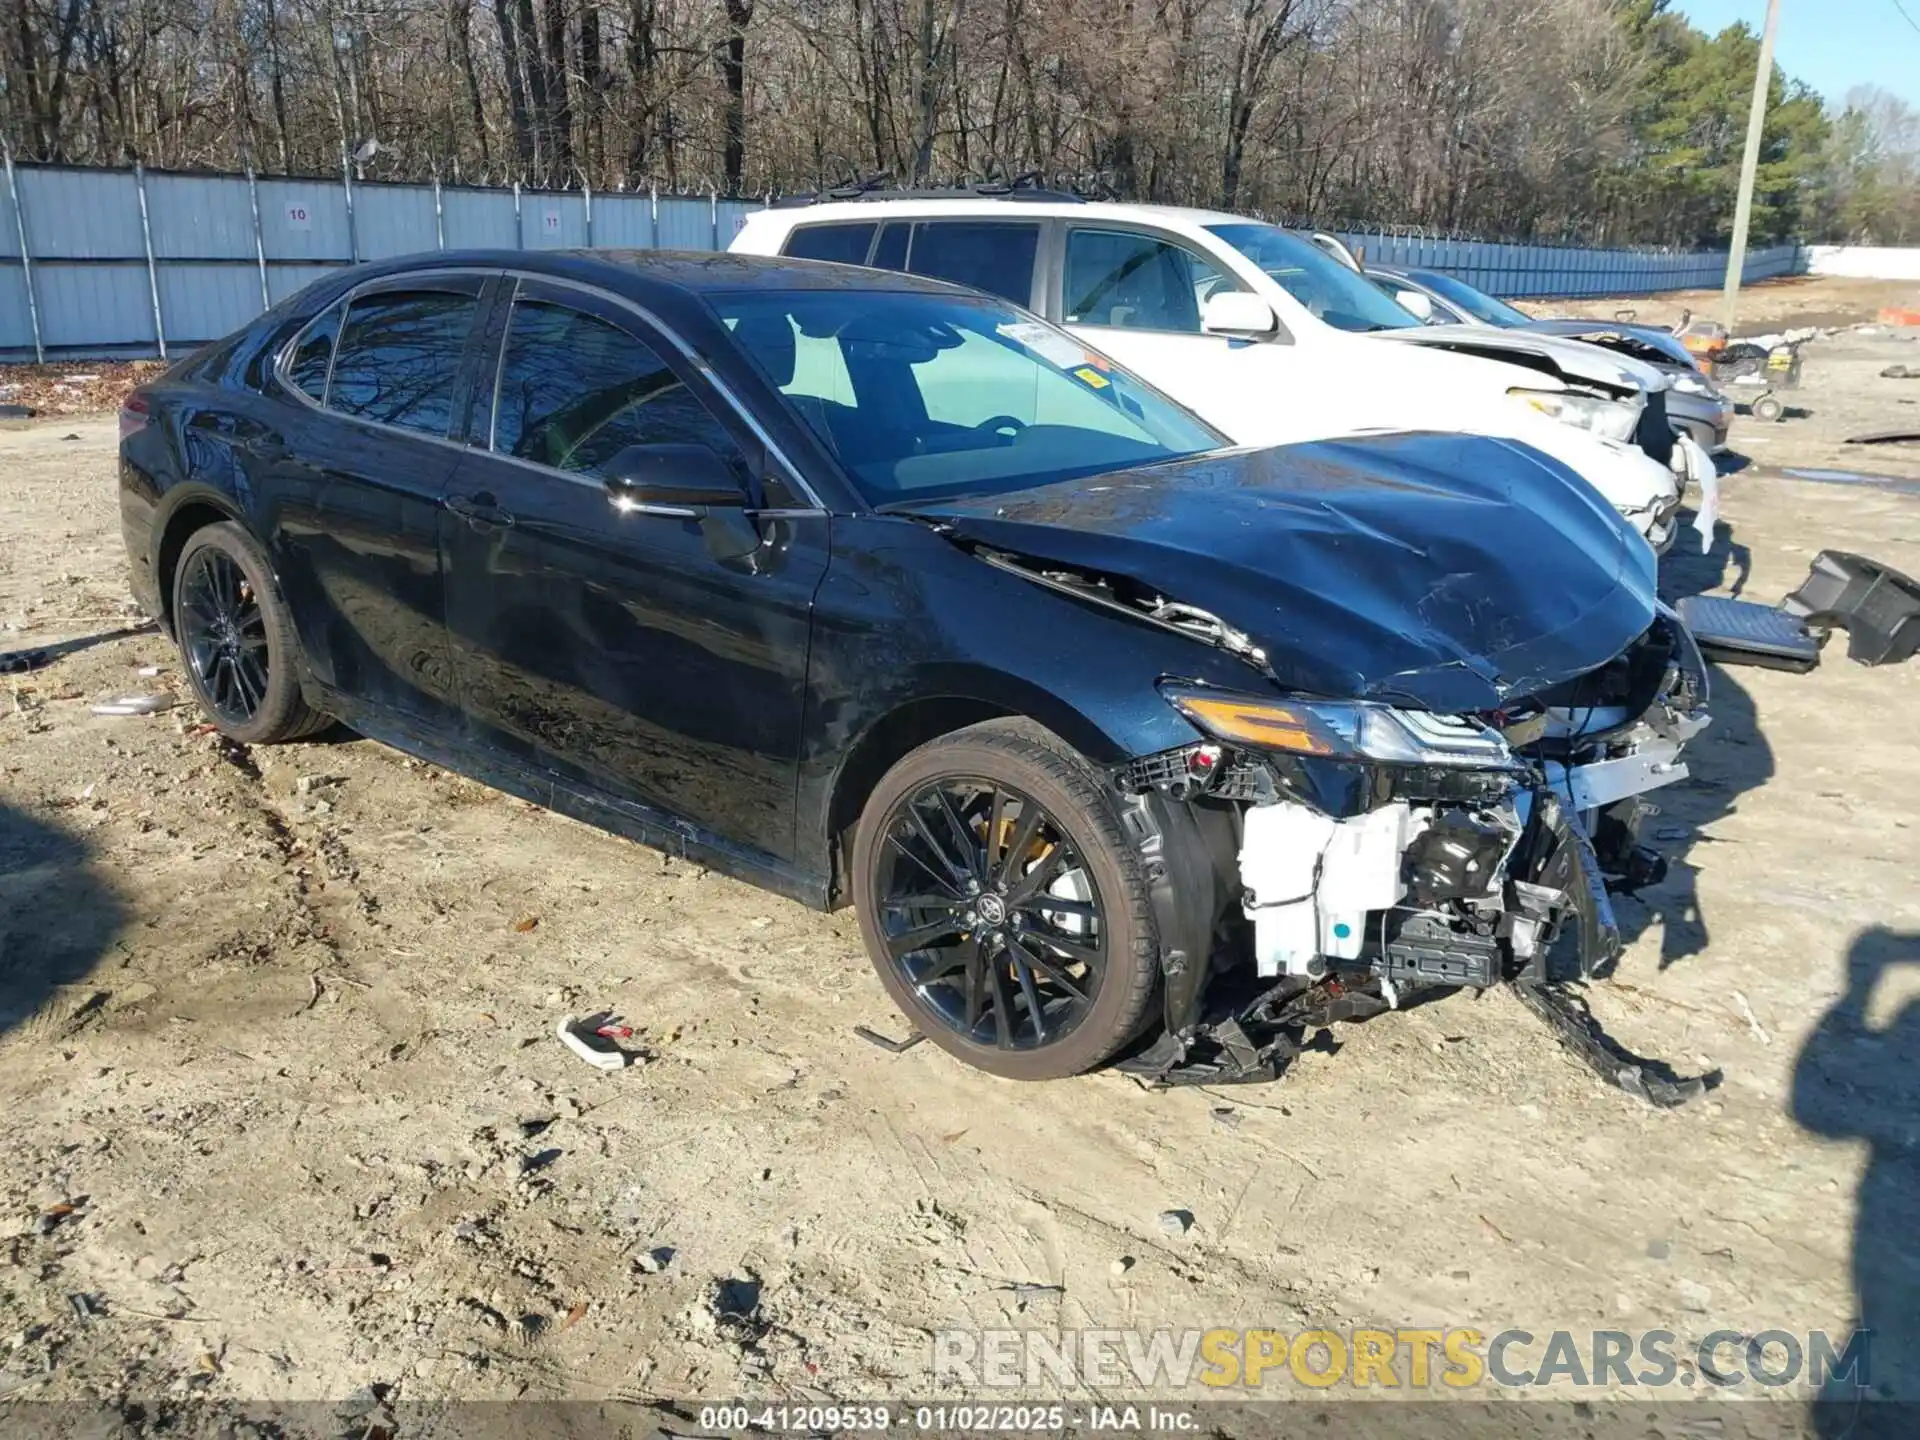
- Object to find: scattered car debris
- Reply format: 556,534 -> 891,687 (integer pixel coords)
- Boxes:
852,1024 -> 924,1054
1780,551 -> 1920,666
1676,552 -> 1918,673
705,1275 -> 769,1344
90,694 -> 174,716
0,405 -> 37,421
1157,1209 -> 1194,1237
634,1246 -> 674,1275
0,648 -> 50,675
556,1013 -> 631,1071
1880,364 -> 1918,379
1675,596 -> 1822,672
295,773 -> 344,795
1844,428 -> 1920,445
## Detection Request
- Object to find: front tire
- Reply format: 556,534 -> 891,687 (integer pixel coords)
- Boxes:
851,719 -> 1160,1080
172,522 -> 330,745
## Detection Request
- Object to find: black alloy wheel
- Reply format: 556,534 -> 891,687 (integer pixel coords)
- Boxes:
852,720 -> 1161,1081
876,777 -> 1106,1051
170,521 -> 331,745
178,546 -> 270,727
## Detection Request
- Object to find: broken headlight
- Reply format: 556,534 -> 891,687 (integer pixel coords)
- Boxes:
1161,685 -> 1516,769
1509,387 -> 1640,442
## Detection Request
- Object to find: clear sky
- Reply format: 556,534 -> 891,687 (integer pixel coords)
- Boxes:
1670,0 -> 1920,108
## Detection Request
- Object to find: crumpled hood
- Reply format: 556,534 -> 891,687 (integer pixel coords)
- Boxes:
1372,323 -> 1668,395
898,432 -> 1659,713
1524,318 -> 1696,372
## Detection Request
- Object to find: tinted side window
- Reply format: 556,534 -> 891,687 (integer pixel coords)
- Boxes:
493,299 -> 747,481
907,222 -> 1039,304
328,291 -> 477,435
1064,229 -> 1229,333
783,222 -> 876,265
285,303 -> 341,401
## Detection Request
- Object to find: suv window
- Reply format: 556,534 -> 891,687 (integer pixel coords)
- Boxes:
285,303 -> 341,401
784,223 -> 876,266
906,222 -> 1038,304
1063,229 -> 1231,333
327,290 -> 478,435
492,298 -> 748,482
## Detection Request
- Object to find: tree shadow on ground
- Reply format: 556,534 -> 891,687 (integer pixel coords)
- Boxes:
1795,926 -> 1920,1433
0,798 -> 130,1042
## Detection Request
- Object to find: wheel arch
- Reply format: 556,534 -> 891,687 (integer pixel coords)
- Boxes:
152,486 -> 250,636
821,677 -> 1135,908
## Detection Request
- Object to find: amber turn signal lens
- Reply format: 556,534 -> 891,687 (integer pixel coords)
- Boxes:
1167,693 -> 1338,756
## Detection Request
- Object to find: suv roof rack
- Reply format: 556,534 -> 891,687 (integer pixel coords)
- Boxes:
770,172 -> 1086,209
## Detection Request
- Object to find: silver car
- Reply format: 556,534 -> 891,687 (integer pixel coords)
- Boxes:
1368,266 -> 1735,454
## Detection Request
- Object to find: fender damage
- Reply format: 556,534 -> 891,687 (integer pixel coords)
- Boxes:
899,433 -> 1715,1102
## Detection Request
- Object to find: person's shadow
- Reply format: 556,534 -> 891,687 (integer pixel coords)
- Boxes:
0,800 -> 129,1040
1793,926 -> 1920,1433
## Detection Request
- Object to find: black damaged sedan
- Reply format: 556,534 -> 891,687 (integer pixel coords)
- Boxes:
120,250 -> 1710,1092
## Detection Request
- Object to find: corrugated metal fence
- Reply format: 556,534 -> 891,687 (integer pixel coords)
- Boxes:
0,161 -> 1805,362
0,162 -> 762,362
1327,228 -> 1804,300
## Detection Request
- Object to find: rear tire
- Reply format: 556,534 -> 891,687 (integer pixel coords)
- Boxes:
172,522 -> 331,745
851,719 -> 1160,1081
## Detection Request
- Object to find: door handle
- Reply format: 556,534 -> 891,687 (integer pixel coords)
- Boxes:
447,492 -> 516,529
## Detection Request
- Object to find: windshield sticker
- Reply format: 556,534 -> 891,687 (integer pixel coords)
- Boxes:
1072,366 -> 1111,390
997,321 -> 1089,370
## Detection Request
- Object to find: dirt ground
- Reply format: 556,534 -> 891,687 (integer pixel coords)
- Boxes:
0,275 -> 1917,1431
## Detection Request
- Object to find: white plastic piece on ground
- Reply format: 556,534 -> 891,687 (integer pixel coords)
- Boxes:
90,694 -> 175,717
1240,801 -> 1414,975
556,1015 -> 628,1071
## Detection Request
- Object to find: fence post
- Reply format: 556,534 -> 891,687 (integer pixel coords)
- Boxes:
513,181 -> 523,248
3,143 -> 44,364
584,181 -> 593,247
133,162 -> 168,361
246,168 -> 271,309
341,151 -> 360,264
649,184 -> 658,249
710,188 -> 718,251
433,175 -> 445,249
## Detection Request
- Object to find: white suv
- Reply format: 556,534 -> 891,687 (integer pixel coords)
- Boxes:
731,193 -> 1710,552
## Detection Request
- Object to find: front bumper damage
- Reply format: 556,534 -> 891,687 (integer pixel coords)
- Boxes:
1115,630 -> 1715,1106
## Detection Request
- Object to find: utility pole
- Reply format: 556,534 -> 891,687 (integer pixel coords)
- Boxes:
1721,0 -> 1784,332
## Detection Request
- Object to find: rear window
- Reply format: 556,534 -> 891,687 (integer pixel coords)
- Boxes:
326,290 -> 478,436
784,223 -> 876,266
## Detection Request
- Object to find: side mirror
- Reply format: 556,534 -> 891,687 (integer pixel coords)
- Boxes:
1396,289 -> 1435,323
603,442 -> 745,516
1201,291 -> 1279,339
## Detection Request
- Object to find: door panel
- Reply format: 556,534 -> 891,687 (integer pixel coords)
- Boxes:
441,281 -> 828,864
262,278 -> 488,728
1054,224 -> 1305,443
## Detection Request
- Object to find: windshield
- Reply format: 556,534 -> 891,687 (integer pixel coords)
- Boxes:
1205,223 -> 1420,333
709,289 -> 1222,505
1407,271 -> 1533,328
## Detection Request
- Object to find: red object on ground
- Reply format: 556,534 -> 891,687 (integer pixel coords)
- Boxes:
1879,306 -> 1920,327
